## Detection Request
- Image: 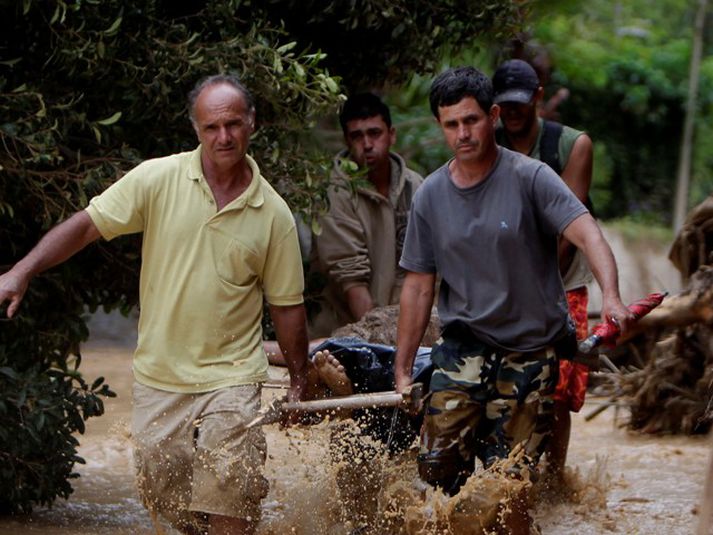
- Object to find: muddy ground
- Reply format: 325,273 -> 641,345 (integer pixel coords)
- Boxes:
1,225 -> 708,534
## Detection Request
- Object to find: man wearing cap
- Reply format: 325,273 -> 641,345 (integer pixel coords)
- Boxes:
493,58 -> 595,482
393,66 -> 631,519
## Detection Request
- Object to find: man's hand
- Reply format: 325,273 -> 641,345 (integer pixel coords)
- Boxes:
395,369 -> 413,394
282,371 -> 309,427
287,359 -> 322,402
287,373 -> 309,404
0,211 -> 102,319
394,271 -> 435,394
268,303 -> 312,426
0,268 -> 31,318
601,295 -> 635,334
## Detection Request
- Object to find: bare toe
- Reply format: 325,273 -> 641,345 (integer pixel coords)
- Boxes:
325,353 -> 345,372
313,350 -> 327,367
315,351 -> 353,396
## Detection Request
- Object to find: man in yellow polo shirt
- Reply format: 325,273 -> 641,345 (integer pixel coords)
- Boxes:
0,74 -> 312,534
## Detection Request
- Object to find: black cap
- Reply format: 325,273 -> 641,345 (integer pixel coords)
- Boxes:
492,59 -> 540,105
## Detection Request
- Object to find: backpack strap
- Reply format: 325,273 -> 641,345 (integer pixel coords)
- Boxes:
541,120 -> 595,216
539,120 -> 563,175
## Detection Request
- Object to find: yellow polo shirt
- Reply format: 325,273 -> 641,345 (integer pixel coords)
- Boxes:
86,147 -> 304,393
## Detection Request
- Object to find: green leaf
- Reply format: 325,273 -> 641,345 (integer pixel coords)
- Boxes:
184,32 -> 201,46
277,41 -> 297,54
0,367 -> 20,380
103,16 -> 123,37
36,412 -> 46,431
90,376 -> 104,390
0,57 -> 22,67
324,76 -> 339,93
49,3 -> 61,24
96,111 -> 122,125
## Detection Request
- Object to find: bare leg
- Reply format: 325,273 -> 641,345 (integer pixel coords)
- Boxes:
264,338 -> 328,366
209,514 -> 255,535
546,401 -> 571,484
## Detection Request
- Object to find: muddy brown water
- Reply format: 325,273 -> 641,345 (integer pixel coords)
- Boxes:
1,227 -> 707,534
0,341 -> 708,535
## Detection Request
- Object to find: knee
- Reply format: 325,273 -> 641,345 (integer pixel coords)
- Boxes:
417,450 -> 473,496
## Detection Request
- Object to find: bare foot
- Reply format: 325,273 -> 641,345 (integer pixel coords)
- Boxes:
304,358 -> 329,401
313,350 -> 354,396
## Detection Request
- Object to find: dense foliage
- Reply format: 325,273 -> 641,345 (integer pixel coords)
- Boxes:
245,0 -> 522,91
528,0 -> 713,221
0,0 -> 521,513
389,0 -> 713,225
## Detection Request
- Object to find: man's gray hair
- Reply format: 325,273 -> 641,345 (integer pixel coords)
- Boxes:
187,74 -> 255,123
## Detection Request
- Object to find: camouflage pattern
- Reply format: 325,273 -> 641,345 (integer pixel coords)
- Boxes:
418,329 -> 557,482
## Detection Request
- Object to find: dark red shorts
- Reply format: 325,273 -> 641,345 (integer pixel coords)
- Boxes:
553,286 -> 589,412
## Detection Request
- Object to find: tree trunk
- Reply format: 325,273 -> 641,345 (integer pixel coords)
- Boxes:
673,0 -> 708,231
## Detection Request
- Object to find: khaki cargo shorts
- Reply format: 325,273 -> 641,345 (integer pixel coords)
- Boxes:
131,382 -> 268,532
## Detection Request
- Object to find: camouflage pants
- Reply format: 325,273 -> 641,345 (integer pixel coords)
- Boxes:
418,327 -> 557,492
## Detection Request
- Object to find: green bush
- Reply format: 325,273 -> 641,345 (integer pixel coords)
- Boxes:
0,0 -> 520,512
0,0 -> 341,513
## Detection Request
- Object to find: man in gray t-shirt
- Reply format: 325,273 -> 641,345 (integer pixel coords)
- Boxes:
402,148 -> 584,351
393,67 -> 631,515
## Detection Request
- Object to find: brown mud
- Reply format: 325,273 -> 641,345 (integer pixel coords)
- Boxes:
0,226 -> 705,534
0,343 -> 707,535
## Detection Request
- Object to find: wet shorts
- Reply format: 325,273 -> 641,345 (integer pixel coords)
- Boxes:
131,382 -> 268,532
553,287 -> 590,412
420,326 -> 558,471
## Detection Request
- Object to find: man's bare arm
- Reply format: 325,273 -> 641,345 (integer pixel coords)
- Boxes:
0,210 -> 101,318
394,271 -> 436,393
268,303 -> 312,402
558,133 -> 593,274
560,134 -> 593,203
263,338 -> 327,366
345,284 -> 374,321
562,214 -> 633,331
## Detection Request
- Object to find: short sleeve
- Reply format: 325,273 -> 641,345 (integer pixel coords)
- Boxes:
262,217 -> 305,306
531,164 -> 588,235
399,195 -> 437,274
85,163 -> 150,240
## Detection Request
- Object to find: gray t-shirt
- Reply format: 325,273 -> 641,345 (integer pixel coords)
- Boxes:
400,147 -> 588,352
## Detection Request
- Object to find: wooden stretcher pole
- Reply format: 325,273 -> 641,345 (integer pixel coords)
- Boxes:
247,383 -> 423,428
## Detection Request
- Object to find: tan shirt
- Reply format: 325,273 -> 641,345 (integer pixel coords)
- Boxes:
316,151 -> 423,325
86,147 -> 304,393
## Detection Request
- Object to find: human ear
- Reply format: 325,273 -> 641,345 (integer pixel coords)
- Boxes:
490,104 -> 501,124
